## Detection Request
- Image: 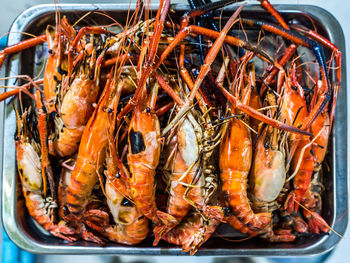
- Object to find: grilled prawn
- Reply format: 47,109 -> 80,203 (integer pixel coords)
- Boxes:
15,109 -> 75,241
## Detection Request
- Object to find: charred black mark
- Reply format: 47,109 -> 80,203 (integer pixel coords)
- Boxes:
48,112 -> 59,125
72,177 -> 86,187
71,210 -> 82,216
281,214 -> 293,226
67,202 -> 83,209
292,106 -> 304,125
67,190 -> 82,200
129,129 -> 145,154
120,94 -> 134,103
121,197 -> 134,207
264,140 -> 270,149
63,205 -> 70,216
57,66 -> 67,75
312,184 -> 322,194
103,43 -> 111,53
223,207 -> 231,217
48,49 -> 53,54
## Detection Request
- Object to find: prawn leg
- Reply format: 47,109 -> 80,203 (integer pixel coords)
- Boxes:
241,19 -> 331,129
34,90 -> 55,199
117,0 -> 171,122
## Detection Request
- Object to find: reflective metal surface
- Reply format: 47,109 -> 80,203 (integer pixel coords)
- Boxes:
1,3 -> 347,256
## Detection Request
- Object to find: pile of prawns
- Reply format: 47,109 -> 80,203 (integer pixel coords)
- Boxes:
0,0 -> 341,255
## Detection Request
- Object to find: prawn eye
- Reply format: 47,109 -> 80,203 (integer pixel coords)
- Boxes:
129,128 -> 145,154
223,207 -> 231,216
121,197 -> 134,207
63,205 -> 70,216
264,141 -> 270,149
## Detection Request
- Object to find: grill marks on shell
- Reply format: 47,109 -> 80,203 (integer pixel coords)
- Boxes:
129,128 -> 146,154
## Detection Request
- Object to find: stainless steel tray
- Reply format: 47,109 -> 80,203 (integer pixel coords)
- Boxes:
1,3 -> 348,256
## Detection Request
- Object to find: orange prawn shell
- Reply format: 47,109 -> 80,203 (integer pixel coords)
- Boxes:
162,212 -> 220,255
127,107 -> 161,222
67,79 -> 117,215
164,134 -> 192,221
127,108 -> 161,169
311,112 -> 330,166
279,77 -> 308,140
219,118 -> 252,210
66,110 -> 109,212
44,26 -> 64,113
49,126 -> 85,157
219,118 -> 271,231
219,119 -> 252,173
280,77 -> 314,211
104,181 -> 149,245
60,75 -> 98,129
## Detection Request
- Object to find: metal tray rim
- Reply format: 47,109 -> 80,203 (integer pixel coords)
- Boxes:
1,3 -> 348,256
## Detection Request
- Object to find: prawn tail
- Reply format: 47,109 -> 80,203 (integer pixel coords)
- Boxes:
83,209 -> 110,232
304,210 -> 330,234
49,221 -> 77,242
284,191 -> 298,213
292,215 -> 309,233
183,218 -> 220,256
260,226 -> 296,242
202,205 -> 227,223
153,210 -> 179,246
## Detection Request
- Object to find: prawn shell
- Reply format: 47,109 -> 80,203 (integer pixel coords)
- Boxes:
250,129 -> 286,202
311,112 -> 330,166
49,126 -> 85,157
104,180 -> 149,245
60,76 -> 98,129
16,142 -> 42,192
44,25 -> 64,113
127,108 -> 161,221
177,118 -> 199,166
252,150 -> 285,202
105,181 -> 137,225
67,76 -> 118,215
